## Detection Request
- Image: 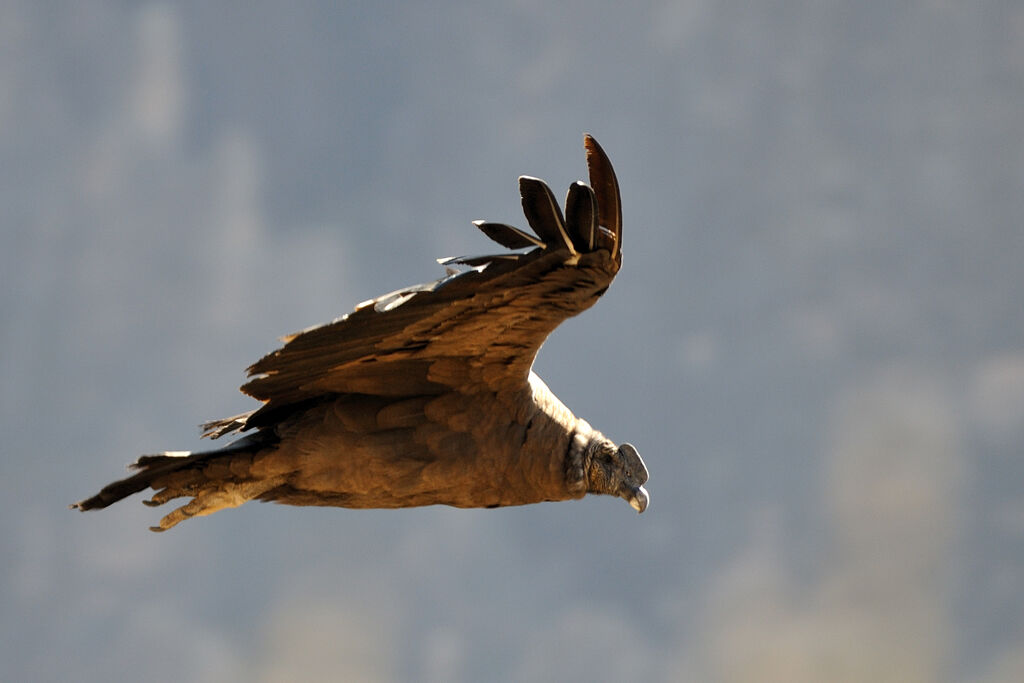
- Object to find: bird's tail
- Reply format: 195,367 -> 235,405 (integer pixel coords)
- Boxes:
71,432 -> 285,532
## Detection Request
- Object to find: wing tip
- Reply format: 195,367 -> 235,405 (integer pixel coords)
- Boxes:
581,133 -> 621,262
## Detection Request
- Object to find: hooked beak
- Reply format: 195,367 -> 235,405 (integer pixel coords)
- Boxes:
625,485 -> 649,513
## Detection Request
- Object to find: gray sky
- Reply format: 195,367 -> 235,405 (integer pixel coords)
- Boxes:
3,2 -> 1023,681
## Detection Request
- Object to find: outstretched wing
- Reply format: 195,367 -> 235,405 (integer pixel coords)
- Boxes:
207,135 -> 622,439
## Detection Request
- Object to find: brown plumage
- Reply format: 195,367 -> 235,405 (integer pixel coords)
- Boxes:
71,135 -> 649,531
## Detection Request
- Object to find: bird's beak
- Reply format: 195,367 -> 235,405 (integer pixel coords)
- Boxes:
625,485 -> 649,513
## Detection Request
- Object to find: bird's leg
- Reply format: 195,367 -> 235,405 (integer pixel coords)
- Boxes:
148,477 -> 288,532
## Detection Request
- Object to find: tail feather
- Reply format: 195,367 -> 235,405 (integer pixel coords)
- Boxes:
70,452 -> 197,512
71,432 -> 280,531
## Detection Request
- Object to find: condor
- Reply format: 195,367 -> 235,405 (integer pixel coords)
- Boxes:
72,135 -> 648,531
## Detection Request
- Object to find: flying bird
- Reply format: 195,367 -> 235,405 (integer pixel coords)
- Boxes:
72,134 -> 648,531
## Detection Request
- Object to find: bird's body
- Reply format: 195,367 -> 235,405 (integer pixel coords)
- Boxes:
180,373 -> 579,511
73,135 -> 649,531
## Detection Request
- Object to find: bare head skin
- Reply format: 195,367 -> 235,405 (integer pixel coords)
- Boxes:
586,440 -> 649,513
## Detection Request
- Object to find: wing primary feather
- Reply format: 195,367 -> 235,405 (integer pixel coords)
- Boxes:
583,134 -> 622,261
437,253 -> 522,267
519,176 -> 575,254
472,221 -> 545,249
564,181 -> 598,252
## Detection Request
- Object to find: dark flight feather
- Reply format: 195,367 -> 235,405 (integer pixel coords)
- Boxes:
584,136 -> 622,259
564,181 -> 598,252
518,176 -> 575,253
472,221 -> 545,249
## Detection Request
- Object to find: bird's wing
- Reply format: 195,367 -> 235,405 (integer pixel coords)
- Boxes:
208,135 -> 622,438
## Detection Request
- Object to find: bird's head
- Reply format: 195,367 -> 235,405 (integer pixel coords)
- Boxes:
586,440 -> 649,513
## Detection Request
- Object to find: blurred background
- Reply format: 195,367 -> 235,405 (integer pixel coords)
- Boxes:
3,2 -> 1022,681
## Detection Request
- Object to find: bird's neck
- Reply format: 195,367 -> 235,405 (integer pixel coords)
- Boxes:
523,371 -> 590,500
